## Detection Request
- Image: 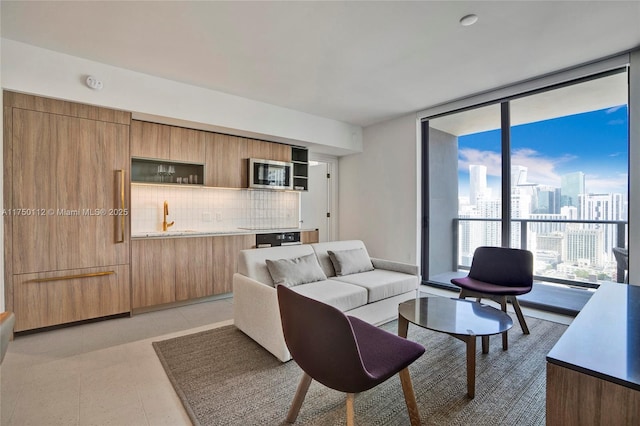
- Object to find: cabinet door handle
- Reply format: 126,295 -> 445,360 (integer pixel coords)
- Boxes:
117,169 -> 125,243
30,271 -> 116,283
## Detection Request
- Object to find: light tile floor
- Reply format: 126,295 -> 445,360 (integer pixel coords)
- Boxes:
1,297 -> 234,426
0,288 -> 572,426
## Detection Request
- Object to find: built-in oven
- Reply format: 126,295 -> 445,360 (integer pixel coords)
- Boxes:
256,232 -> 301,248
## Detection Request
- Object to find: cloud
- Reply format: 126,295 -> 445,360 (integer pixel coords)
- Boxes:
585,173 -> 628,194
607,119 -> 625,125
459,147 -> 574,187
606,105 -> 624,114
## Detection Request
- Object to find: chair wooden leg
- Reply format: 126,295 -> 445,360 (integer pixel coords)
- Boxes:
286,373 -> 312,423
399,368 -> 422,426
346,393 -> 355,426
510,296 -> 530,334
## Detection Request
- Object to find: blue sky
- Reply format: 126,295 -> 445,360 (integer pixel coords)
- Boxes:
458,105 -> 629,198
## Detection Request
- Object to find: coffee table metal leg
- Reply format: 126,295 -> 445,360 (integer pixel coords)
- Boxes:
398,315 -> 409,338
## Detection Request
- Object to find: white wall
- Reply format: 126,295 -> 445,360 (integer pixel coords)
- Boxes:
1,39 -> 362,154
338,113 -> 420,265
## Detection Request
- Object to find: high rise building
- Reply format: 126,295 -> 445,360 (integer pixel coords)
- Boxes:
511,165 -> 528,187
535,186 -> 561,214
579,193 -> 625,257
560,172 -> 585,208
565,227 -> 603,267
469,165 -> 487,206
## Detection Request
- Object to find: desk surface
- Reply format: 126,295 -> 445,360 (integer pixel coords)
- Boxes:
546,282 -> 640,391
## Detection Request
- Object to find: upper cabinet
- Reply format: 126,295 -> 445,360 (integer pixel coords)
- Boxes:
130,120 -> 205,162
205,133 -> 246,188
130,120 -> 170,159
131,119 -> 301,189
206,133 -> 293,189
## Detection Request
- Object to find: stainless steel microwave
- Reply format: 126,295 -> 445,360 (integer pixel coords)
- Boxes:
249,158 -> 293,190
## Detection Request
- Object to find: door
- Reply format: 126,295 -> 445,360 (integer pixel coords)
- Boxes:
300,161 -> 330,242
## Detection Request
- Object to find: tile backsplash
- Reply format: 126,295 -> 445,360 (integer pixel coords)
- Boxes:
131,184 -> 300,233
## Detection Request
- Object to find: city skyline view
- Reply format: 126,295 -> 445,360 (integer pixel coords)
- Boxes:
457,105 -> 629,200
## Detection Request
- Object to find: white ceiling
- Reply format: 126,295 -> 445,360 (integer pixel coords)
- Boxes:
2,1 -> 640,128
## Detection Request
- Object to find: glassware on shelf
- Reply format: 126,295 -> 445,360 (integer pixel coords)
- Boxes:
157,164 -> 168,182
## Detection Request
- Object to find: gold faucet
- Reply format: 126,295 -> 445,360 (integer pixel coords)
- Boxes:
163,200 -> 175,231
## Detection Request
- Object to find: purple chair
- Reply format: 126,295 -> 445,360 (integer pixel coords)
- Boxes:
451,246 -> 533,349
277,285 -> 425,425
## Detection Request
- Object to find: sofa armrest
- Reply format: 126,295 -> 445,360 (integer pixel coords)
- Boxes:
232,273 -> 291,362
370,258 -> 419,276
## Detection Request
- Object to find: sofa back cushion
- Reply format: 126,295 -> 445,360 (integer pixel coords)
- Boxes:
239,245 -> 315,286
311,240 -> 370,278
266,254 -> 327,287
328,248 -> 374,276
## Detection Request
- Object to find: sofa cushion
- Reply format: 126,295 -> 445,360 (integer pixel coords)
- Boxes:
328,248 -> 374,276
291,279 -> 368,312
238,245 -> 315,286
311,240 -> 370,278
266,253 -> 327,287
332,269 -> 418,303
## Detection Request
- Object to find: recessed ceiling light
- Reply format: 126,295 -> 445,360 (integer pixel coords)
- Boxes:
460,14 -> 478,27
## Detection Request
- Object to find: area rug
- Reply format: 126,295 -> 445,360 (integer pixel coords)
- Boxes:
153,317 -> 567,426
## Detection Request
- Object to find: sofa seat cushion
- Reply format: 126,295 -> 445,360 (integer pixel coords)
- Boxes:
332,270 -> 417,303
291,280 -> 368,312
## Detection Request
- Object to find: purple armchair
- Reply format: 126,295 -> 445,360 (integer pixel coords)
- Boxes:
451,246 -> 533,349
277,285 -> 425,425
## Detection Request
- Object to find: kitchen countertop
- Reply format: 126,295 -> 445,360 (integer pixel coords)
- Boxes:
546,281 -> 640,391
131,228 -> 316,239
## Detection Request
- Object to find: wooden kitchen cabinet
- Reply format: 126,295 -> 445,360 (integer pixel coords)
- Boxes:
131,120 -> 205,163
130,120 -> 171,159
246,139 -> 291,163
4,91 -> 132,330
301,230 -> 319,244
11,109 -> 130,274
175,237 -> 214,301
169,126 -> 206,163
212,234 -> 255,294
132,235 -> 252,310
132,239 -> 176,308
12,265 -> 130,332
205,133 -> 247,188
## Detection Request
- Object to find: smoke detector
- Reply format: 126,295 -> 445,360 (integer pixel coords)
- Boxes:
86,76 -> 103,90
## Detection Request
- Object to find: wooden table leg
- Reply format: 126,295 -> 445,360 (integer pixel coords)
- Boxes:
451,333 -> 477,398
482,335 -> 489,354
398,315 -> 409,338
465,335 -> 476,398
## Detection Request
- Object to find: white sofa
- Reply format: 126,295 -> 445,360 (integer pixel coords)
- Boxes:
233,240 -> 419,362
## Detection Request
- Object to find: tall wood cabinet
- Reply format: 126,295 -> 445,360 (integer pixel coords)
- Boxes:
3,92 -> 131,331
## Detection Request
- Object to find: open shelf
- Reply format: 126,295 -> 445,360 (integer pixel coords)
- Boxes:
132,158 -> 204,185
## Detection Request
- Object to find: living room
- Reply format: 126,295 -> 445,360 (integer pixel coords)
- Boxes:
2,1 -> 640,425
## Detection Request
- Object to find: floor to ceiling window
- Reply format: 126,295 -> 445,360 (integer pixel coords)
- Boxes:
423,68 -> 629,300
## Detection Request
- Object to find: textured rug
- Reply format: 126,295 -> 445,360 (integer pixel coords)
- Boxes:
153,317 -> 567,426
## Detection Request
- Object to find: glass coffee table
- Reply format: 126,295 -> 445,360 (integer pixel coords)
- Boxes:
398,296 -> 513,398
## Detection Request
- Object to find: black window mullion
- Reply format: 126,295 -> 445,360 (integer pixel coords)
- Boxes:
501,102 -> 511,248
